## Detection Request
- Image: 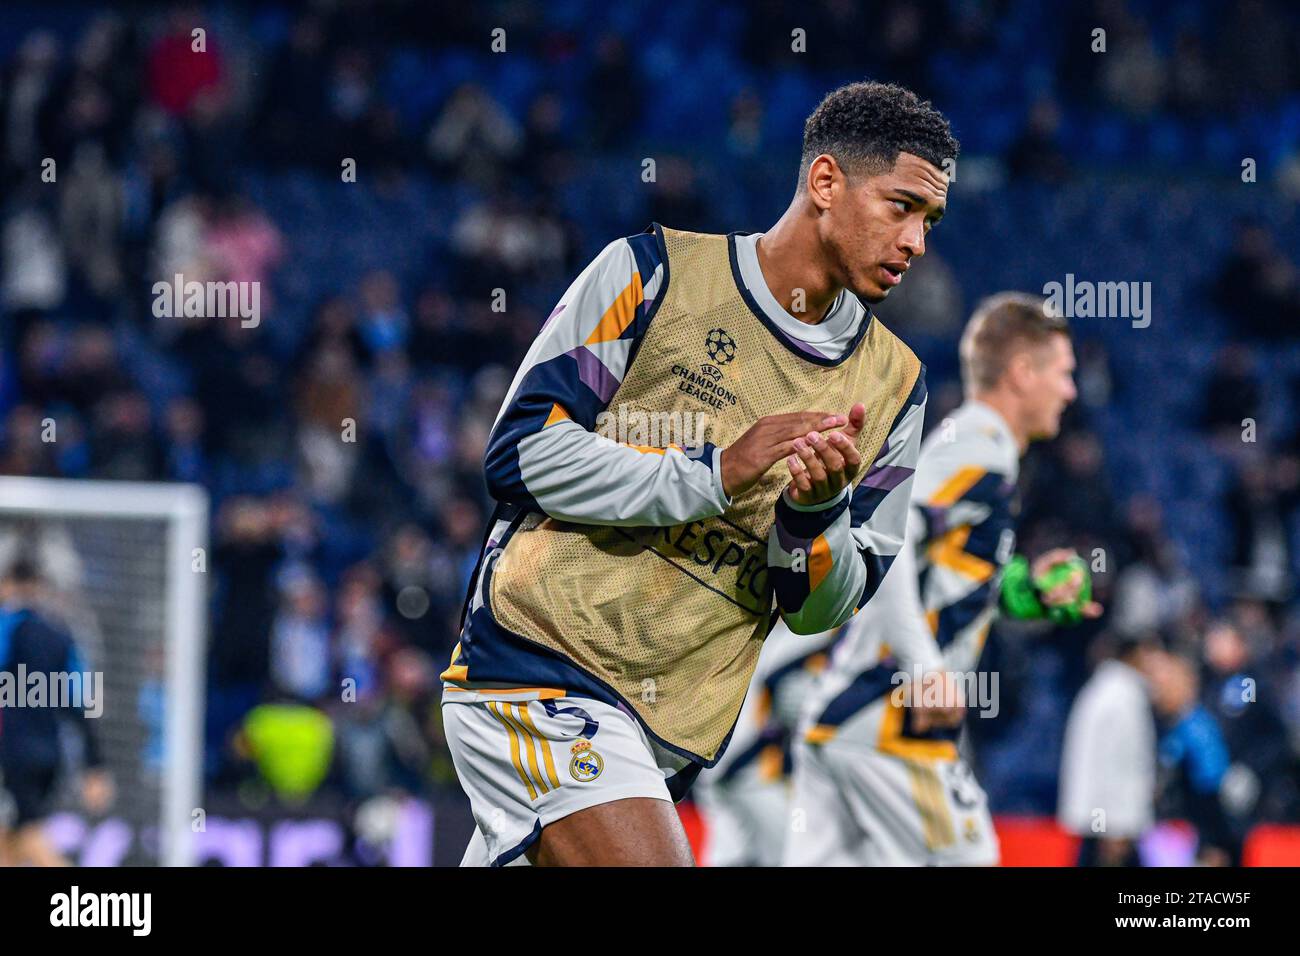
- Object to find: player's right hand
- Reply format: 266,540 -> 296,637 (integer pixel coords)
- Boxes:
720,411 -> 846,499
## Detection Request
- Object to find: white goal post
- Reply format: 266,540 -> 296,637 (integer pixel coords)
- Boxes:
0,476 -> 207,866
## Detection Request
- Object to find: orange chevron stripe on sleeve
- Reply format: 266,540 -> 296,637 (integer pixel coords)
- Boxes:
584,277 -> 644,345
927,525 -> 996,582
927,466 -> 986,508
808,534 -> 834,591
544,403 -> 571,427
620,442 -> 683,456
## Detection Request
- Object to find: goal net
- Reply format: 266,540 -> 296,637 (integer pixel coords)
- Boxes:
0,477 -> 207,866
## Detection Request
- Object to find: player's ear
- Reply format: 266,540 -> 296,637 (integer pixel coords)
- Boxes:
1005,350 -> 1035,392
806,154 -> 839,210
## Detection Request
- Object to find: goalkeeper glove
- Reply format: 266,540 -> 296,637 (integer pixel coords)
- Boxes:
1000,553 -> 1093,625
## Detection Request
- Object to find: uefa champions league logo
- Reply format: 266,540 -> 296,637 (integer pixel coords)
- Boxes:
705,328 -> 737,365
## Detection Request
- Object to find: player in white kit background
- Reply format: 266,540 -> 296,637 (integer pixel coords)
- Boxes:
692,619 -> 837,867
785,292 -> 1101,866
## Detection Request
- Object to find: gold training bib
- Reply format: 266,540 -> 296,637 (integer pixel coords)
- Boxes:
490,227 -> 921,760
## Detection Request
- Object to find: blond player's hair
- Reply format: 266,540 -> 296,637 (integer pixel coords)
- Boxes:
959,292 -> 1070,394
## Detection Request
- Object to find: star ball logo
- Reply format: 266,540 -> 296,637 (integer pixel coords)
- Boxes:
706,328 -> 736,366
672,328 -> 740,409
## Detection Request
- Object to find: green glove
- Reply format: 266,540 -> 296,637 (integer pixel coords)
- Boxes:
1000,554 -> 1093,625
1035,554 -> 1092,625
1000,554 -> 1045,620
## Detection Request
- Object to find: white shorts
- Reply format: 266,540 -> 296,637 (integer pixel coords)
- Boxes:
783,739 -> 999,866
442,693 -> 685,866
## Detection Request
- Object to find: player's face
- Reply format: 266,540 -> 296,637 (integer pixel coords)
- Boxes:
823,151 -> 949,303
1025,335 -> 1077,439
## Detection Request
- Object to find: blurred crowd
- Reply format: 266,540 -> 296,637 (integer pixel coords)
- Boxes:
0,0 -> 1299,856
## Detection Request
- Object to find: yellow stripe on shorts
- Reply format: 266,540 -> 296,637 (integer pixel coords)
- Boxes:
513,702 -> 561,789
487,701 -> 538,801
905,760 -> 956,851
498,702 -> 551,796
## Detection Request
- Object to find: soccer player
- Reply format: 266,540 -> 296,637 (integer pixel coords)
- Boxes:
785,292 -> 1099,867
440,81 -> 958,866
0,560 -> 113,867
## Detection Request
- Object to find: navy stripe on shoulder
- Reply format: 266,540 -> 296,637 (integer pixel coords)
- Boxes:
953,471 -> 1015,510
626,230 -> 664,302
614,224 -> 672,386
482,350 -> 611,507
815,662 -> 898,728
933,582 -> 996,650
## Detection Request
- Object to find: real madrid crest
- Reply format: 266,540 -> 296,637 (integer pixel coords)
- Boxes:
569,740 -> 604,782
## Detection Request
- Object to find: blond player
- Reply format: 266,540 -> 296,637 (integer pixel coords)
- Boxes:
785,292 -> 1098,867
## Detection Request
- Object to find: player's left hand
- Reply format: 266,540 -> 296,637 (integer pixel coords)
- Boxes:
1031,548 -> 1103,619
785,402 -> 866,505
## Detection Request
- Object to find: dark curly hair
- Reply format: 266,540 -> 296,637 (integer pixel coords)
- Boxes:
798,81 -> 959,189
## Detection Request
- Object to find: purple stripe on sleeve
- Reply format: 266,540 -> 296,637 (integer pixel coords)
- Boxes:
568,346 -> 620,404
775,520 -> 814,555
861,463 -> 914,492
